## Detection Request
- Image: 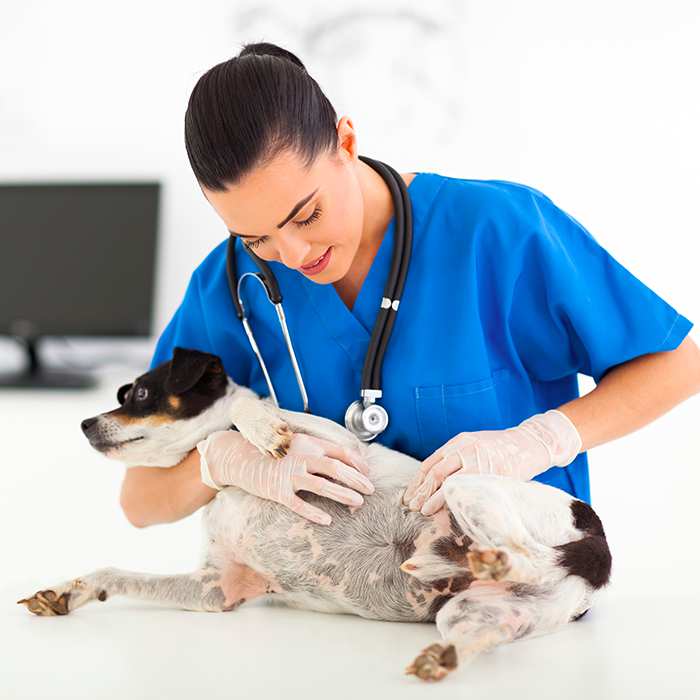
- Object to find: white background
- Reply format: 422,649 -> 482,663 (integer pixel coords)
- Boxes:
1,1 -> 699,698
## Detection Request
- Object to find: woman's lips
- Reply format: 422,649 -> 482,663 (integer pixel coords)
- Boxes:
299,246 -> 332,275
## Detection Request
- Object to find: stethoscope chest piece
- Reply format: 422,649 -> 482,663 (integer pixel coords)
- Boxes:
344,398 -> 389,442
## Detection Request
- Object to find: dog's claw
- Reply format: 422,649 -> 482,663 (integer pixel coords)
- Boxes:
266,423 -> 293,458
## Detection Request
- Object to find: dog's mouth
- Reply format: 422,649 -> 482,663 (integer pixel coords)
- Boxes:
92,436 -> 145,451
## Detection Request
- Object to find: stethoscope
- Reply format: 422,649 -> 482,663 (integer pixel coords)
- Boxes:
225,154 -> 412,442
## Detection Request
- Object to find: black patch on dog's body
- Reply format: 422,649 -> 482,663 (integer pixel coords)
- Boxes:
508,582 -> 541,599
432,578 -> 450,592
449,574 -> 472,594
555,535 -> 611,589
570,499 -> 606,538
554,499 -> 612,590
432,536 -> 469,563
428,594 -> 451,618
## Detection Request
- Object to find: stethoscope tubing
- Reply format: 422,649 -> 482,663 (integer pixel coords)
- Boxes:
360,156 -> 412,392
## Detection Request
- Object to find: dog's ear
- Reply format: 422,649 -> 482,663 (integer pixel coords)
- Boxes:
117,382 -> 133,405
165,346 -> 224,395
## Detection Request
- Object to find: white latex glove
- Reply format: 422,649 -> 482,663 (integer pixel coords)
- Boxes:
196,430 -> 375,525
402,409 -> 582,516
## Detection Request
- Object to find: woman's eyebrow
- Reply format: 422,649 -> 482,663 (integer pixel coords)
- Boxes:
227,186 -> 319,238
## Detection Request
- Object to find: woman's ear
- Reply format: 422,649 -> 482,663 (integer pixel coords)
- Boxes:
164,346 -> 223,395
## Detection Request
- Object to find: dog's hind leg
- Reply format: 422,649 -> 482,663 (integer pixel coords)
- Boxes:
441,474 -> 594,587
17,561 -> 277,616
405,581 -> 529,681
405,576 -> 591,682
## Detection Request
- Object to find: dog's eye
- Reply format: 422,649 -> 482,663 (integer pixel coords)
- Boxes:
135,386 -> 149,401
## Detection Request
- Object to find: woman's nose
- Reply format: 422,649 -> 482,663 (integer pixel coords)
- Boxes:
276,235 -> 311,270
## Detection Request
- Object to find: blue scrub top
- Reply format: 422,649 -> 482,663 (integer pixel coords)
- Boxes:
149,172 -> 693,506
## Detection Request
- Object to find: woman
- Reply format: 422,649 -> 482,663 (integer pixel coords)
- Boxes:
119,42 -> 699,530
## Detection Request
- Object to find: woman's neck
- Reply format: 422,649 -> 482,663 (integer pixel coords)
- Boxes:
334,165 -> 415,311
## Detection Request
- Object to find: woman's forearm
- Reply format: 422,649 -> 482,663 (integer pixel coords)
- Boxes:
557,335 -> 700,453
119,447 -> 218,528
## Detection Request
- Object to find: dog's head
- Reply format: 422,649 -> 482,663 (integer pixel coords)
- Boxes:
80,346 -> 234,466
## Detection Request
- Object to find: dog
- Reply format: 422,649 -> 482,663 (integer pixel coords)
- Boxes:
17,346 -> 612,682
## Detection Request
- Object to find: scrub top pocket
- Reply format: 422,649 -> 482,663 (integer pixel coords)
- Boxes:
413,370 -> 507,458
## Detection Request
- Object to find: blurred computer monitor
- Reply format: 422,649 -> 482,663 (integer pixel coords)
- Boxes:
0,181 -> 160,388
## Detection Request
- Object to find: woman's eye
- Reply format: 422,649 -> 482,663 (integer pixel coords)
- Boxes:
294,206 -> 322,228
246,236 -> 268,250
245,206 -> 322,251
135,386 -> 148,401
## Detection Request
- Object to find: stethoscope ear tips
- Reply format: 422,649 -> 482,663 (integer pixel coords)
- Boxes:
344,400 -> 389,442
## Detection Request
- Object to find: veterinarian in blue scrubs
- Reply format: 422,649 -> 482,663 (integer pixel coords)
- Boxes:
148,43 -> 695,513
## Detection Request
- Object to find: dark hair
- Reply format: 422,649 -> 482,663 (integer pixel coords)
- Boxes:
184,42 -> 339,192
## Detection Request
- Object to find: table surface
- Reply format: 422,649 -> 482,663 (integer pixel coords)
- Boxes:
2,367 -> 699,700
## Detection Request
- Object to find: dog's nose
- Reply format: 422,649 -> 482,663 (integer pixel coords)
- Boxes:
81,417 -> 98,435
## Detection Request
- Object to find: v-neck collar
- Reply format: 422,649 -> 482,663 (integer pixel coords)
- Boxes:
279,171 -> 435,377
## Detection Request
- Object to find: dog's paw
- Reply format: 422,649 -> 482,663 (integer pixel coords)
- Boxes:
235,417 -> 294,459
17,577 -> 106,616
17,588 -> 72,616
405,642 -> 458,681
230,396 -> 294,459
467,546 -> 511,581
253,419 -> 293,458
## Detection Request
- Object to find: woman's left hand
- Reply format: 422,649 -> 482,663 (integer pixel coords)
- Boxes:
402,409 -> 582,516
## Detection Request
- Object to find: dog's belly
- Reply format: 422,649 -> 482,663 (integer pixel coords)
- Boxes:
202,486 -> 475,622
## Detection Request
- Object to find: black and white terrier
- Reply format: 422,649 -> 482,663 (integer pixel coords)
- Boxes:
18,347 -> 612,682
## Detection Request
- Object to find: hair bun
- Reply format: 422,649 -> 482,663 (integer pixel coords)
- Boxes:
237,42 -> 307,72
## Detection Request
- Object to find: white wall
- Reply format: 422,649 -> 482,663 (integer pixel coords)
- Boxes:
2,1 -> 697,363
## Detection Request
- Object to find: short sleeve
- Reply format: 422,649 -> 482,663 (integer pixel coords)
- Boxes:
148,269 -> 214,370
507,191 -> 694,384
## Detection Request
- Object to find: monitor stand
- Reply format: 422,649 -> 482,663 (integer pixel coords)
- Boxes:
0,335 -> 97,389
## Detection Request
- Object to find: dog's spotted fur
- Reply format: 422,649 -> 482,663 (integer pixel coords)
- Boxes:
18,347 -> 612,682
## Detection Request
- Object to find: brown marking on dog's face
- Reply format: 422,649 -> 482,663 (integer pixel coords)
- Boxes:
168,395 -> 181,411
109,411 -> 177,427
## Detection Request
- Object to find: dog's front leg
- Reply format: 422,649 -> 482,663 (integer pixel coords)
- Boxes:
17,562 -> 277,616
228,392 -> 294,458
275,407 -> 365,454
228,392 -> 363,457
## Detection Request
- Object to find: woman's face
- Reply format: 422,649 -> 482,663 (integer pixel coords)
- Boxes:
201,124 -> 365,284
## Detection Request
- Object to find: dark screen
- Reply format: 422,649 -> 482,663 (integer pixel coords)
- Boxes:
0,182 -> 160,337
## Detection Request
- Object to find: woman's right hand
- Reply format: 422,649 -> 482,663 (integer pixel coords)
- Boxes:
196,430 -> 375,525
